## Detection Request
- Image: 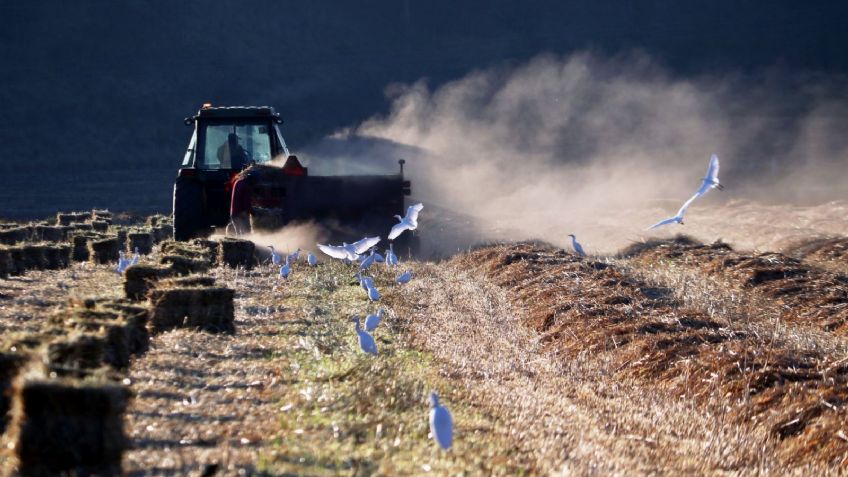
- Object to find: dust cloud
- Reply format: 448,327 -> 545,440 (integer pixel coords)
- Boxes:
242,221 -> 329,258
311,52 -> 848,254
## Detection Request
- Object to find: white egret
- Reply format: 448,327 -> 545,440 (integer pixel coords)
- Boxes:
647,154 -> 724,230
567,234 -> 586,257
131,247 -> 140,266
365,308 -> 384,332
359,251 -> 377,271
317,243 -> 351,260
279,257 -> 291,279
367,285 -> 381,302
354,273 -> 375,291
115,252 -> 130,274
388,203 -> 424,240
429,392 -> 453,450
353,317 -> 378,356
396,270 -> 413,285
268,245 -> 282,265
373,250 -> 385,263
385,243 -> 398,267
307,252 -> 317,266
287,248 -> 301,263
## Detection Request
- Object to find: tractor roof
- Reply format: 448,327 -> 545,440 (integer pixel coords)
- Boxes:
195,105 -> 280,119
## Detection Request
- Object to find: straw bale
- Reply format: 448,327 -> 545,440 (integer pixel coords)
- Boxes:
0,227 -> 30,245
88,237 -> 120,264
123,264 -> 175,301
218,237 -> 255,268
160,254 -> 210,275
5,372 -> 128,477
128,231 -> 154,254
148,286 -> 235,334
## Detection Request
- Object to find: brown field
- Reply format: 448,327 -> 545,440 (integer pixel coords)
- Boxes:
1,201 -> 847,475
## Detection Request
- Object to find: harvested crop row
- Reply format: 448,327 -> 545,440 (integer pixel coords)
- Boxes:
781,236 -> 848,276
452,243 -> 848,466
624,236 -> 848,334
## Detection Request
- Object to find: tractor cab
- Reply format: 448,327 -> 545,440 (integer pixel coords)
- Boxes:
181,105 -> 290,170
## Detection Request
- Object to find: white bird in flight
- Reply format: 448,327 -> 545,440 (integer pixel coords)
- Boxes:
568,234 -> 586,257
318,236 -> 381,261
353,317 -> 378,356
388,203 -> 424,240
365,308 -> 384,332
647,154 -> 724,230
429,392 -> 453,450
396,270 -> 413,285
307,252 -> 317,266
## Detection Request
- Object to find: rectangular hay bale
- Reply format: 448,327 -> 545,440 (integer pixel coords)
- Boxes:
6,374 -> 128,477
218,238 -> 255,269
88,237 -> 120,264
148,286 -> 235,334
127,231 -> 154,254
123,264 -> 175,301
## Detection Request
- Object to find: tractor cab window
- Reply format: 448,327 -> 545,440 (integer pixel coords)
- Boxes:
199,121 -> 272,169
182,130 -> 196,166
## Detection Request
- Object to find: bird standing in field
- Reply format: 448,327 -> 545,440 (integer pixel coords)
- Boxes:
353,317 -> 378,356
429,392 -> 453,450
287,248 -> 301,264
307,252 -> 317,266
389,203 -> 424,240
359,250 -> 377,271
131,247 -> 140,266
115,252 -> 130,274
367,285 -> 381,302
365,308 -> 384,332
648,154 -> 724,230
385,243 -> 398,267
268,245 -> 282,265
279,257 -> 291,279
568,234 -> 586,257
396,270 -> 413,285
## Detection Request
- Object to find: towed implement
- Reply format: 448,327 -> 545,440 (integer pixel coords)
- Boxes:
172,105 -> 416,250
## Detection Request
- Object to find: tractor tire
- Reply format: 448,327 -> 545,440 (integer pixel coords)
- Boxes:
173,177 -> 204,241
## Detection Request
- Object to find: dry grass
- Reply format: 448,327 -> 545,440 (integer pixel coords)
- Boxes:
449,243 -> 848,470
626,235 -> 848,334
781,236 -> 848,276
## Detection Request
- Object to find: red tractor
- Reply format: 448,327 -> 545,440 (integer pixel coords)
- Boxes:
172,105 -> 414,248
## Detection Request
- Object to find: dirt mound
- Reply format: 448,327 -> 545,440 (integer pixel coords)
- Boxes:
451,243 -> 848,465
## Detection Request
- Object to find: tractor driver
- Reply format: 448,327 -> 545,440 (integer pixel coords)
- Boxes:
217,133 -> 251,170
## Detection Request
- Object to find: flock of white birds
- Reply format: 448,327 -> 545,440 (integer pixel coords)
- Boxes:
272,202 -> 454,451
568,154 -> 724,256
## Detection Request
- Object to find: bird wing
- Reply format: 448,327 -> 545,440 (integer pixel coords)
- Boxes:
352,236 -> 381,254
388,222 -> 410,240
707,154 -> 720,183
405,203 -> 424,227
676,188 -> 704,218
646,216 -> 679,230
317,243 -> 349,260
575,242 -> 586,256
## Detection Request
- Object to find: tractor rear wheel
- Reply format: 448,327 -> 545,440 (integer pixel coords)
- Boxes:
173,177 -> 204,241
